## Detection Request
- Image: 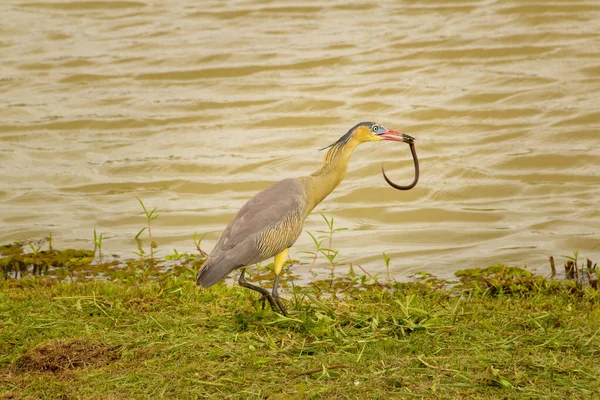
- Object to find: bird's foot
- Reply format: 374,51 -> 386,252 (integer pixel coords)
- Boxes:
238,268 -> 288,316
258,292 -> 278,313
238,268 -> 279,313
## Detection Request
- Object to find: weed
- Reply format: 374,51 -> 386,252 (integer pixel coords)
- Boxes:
136,197 -> 159,260
28,243 -> 41,257
193,232 -> 208,257
383,252 -> 391,283
561,251 -> 598,290
353,263 -> 385,288
27,243 -> 42,276
93,227 -> 104,260
302,231 -> 324,272
317,212 -> 347,262
165,248 -> 186,265
302,213 -> 347,278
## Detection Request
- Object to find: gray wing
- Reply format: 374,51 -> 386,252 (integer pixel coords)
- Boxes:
216,178 -> 307,260
197,178 -> 307,287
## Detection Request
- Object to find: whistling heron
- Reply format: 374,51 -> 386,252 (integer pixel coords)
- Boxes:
196,122 -> 419,315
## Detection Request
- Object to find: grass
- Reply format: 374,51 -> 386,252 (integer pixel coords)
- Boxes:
1,203 -> 599,398
1,267 -> 599,399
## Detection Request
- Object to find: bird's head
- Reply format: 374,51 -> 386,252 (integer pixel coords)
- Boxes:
353,122 -> 415,144
318,121 -> 419,191
321,121 -> 414,150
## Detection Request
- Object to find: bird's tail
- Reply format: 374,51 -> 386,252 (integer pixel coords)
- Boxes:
196,257 -> 238,288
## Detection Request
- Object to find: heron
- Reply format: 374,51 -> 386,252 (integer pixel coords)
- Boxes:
196,122 -> 419,316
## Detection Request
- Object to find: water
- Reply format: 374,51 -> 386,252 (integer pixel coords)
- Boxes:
1,0 -> 599,280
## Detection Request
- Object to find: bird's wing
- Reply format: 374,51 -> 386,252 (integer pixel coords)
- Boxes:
212,178 -> 307,264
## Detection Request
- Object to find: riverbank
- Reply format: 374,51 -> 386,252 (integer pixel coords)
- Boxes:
1,259 -> 599,399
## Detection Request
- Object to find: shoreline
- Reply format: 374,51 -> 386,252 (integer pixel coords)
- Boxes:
1,241 -> 599,398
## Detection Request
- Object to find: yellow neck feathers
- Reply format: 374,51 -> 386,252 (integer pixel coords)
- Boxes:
300,136 -> 363,216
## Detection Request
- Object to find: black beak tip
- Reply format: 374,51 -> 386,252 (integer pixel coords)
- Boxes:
402,133 -> 416,144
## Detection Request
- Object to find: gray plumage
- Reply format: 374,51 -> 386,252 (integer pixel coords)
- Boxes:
197,178 -> 307,288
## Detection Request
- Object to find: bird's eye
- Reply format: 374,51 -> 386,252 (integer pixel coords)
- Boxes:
371,125 -> 380,133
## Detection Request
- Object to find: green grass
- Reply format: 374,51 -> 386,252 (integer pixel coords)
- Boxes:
1,270 -> 599,399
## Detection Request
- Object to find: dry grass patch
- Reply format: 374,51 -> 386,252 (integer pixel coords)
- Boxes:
16,338 -> 120,373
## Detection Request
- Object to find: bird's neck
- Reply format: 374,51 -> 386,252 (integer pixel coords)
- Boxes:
300,138 -> 361,216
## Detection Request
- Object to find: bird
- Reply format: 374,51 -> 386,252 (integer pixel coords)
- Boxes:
196,121 -> 419,316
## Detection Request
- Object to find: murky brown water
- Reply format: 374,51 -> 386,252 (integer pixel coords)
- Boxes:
1,0 -> 599,280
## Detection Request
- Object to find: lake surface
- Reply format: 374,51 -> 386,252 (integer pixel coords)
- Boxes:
1,0 -> 599,280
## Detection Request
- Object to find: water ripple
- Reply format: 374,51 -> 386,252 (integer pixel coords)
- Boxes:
0,0 -> 598,280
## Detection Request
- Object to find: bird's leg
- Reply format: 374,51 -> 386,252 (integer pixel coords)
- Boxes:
271,249 -> 290,316
271,273 -> 288,317
238,268 -> 278,312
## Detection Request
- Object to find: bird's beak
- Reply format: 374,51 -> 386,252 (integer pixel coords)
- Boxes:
379,129 -> 415,144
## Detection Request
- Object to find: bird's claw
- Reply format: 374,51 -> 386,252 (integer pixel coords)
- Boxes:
259,294 -> 267,310
257,292 -> 279,313
238,268 -> 288,316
